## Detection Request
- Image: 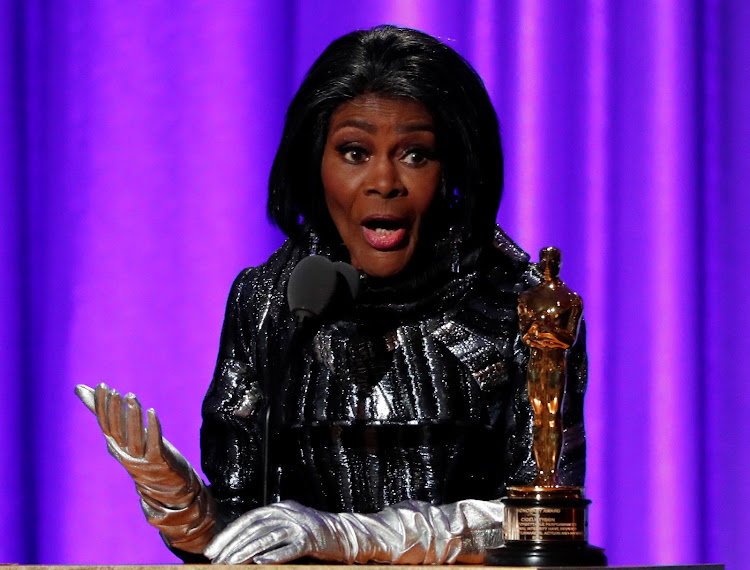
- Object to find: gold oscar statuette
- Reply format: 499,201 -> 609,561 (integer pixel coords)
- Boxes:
486,247 -> 607,567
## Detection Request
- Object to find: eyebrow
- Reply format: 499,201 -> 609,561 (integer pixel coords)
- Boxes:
397,123 -> 435,134
330,119 -> 435,135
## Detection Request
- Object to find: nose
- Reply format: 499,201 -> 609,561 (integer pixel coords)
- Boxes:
364,157 -> 405,198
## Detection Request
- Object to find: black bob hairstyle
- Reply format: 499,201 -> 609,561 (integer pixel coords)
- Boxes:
268,25 -> 503,253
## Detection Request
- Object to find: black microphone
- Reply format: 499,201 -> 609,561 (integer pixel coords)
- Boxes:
287,255 -> 338,321
287,255 -> 360,321
333,260 -> 360,305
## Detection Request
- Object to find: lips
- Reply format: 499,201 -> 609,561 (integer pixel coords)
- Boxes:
361,216 -> 409,250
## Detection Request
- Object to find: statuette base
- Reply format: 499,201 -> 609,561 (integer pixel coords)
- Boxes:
485,486 -> 607,567
485,540 -> 607,567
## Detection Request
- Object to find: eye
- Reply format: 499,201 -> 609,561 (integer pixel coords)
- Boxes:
400,147 -> 435,167
337,144 -> 369,164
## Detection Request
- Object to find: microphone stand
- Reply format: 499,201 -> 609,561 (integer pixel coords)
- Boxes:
261,257 -> 359,505
262,313 -> 314,505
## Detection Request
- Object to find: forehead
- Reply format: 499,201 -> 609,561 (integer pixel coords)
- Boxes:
328,94 -> 434,132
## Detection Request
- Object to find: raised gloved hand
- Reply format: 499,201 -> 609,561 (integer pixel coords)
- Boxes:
204,498 -> 504,565
76,383 -> 216,553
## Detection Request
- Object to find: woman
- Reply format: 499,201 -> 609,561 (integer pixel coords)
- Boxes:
78,25 -> 587,564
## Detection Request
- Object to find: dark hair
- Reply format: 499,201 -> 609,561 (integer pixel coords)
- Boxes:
268,25 -> 503,253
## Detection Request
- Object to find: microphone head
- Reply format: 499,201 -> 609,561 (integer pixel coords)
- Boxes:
333,261 -> 360,302
287,256 -> 337,320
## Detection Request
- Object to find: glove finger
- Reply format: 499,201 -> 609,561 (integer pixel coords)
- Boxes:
220,524 -> 296,565
107,391 -> 127,447
94,383 -> 112,437
75,384 -> 96,414
144,408 -> 163,463
204,519 -> 253,559
204,507 -> 281,558
253,542 -> 306,565
208,522 -> 274,563
124,393 -> 146,457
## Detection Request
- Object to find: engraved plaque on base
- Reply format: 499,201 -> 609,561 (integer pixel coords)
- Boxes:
485,247 -> 606,567
485,486 -> 606,567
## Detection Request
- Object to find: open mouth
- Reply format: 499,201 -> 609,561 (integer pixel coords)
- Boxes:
361,218 -> 409,250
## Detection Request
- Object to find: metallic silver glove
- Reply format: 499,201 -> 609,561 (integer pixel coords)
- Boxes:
204,498 -> 504,565
76,383 -> 216,553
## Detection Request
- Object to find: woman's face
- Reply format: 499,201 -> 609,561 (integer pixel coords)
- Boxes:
321,94 -> 441,278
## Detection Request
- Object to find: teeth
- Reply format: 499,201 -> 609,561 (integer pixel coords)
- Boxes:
375,228 -> 395,235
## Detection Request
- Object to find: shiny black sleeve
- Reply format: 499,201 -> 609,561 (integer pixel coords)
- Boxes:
200,268 -> 267,529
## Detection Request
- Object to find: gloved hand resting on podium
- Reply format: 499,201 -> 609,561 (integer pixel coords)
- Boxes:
204,497 -> 504,565
75,383 -> 216,554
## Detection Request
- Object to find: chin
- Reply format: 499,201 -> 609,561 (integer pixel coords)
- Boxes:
358,252 -> 411,279
361,264 -> 406,279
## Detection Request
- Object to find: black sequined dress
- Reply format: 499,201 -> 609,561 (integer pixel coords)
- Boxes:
200,227 -> 587,529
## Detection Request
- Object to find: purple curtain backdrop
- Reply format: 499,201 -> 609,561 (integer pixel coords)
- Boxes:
1,1 -> 747,567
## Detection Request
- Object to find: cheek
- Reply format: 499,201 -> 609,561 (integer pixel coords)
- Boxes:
322,163 -> 359,235
408,170 -> 442,213
321,156 -> 346,213
323,180 -> 352,221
